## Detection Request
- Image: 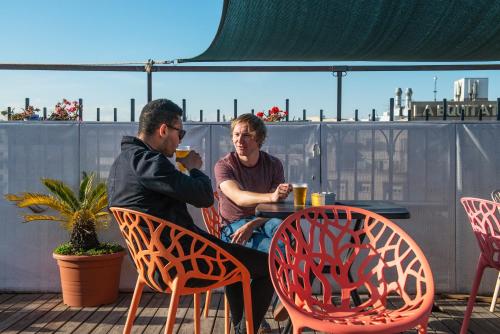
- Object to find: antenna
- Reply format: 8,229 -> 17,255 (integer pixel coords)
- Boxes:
433,76 -> 438,102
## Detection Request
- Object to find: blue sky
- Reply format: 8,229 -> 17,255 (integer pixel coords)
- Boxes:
1,0 -> 499,121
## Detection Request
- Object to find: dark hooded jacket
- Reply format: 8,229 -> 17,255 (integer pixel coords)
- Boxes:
107,136 -> 214,232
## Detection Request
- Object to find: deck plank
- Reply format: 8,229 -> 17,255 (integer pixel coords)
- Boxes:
0,293 -> 499,333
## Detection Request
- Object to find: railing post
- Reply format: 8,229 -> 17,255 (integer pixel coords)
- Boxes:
43,107 -> 47,120
79,98 -> 83,121
251,109 -> 254,115
425,106 -> 429,121
130,98 -> 135,122
7,107 -> 11,120
97,108 -> 100,121
497,98 -> 500,121
114,108 -> 117,122
285,98 -> 289,121
199,109 -> 203,122
217,109 -> 220,122
233,99 -> 237,119
355,109 -> 359,121
372,109 -> 376,121
303,109 -> 306,121
336,71 -> 342,121
25,98 -> 29,109
182,99 -> 187,122
146,59 -> 153,102
389,98 -> 394,121
443,98 -> 447,120
461,106 -> 465,121
479,106 -> 483,121
320,109 -> 324,122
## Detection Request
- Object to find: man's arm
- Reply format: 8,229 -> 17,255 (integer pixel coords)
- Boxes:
219,179 -> 290,207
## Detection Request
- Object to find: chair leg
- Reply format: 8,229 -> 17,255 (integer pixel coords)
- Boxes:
242,280 -> 254,334
124,278 -> 145,334
224,294 -> 230,334
204,290 -> 212,317
164,282 -> 181,334
194,293 -> 201,334
490,272 -> 500,312
460,257 -> 487,334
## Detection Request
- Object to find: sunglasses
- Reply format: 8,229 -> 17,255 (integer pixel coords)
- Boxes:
166,124 -> 186,140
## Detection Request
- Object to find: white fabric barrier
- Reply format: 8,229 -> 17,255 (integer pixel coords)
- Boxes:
0,121 -> 498,293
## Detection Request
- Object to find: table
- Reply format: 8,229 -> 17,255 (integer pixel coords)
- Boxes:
256,200 -> 410,220
256,200 -> 410,334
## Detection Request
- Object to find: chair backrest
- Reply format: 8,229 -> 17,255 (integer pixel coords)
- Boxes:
268,205 -> 434,318
492,189 -> 500,203
110,207 -> 247,293
201,192 -> 222,237
461,197 -> 500,269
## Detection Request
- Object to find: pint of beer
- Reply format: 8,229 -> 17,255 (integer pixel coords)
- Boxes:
175,146 -> 191,173
292,183 -> 308,206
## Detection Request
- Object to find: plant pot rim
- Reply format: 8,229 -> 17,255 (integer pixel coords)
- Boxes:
53,250 -> 126,262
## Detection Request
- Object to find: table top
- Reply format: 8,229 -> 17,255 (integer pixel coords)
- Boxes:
255,200 -> 410,220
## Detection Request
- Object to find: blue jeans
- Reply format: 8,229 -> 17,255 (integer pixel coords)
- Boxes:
221,216 -> 284,254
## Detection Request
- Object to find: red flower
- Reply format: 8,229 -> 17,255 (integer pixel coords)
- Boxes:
270,106 -> 280,114
256,111 -> 265,118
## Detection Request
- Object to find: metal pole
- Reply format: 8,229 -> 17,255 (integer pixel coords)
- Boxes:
182,99 -> 187,122
497,98 -> 500,121
425,107 -> 429,121
372,109 -> 376,121
461,107 -> 465,121
199,109 -> 203,122
25,98 -> 29,109
43,107 -> 47,120
147,71 -> 152,102
443,98 -> 447,121
7,107 -> 11,120
78,98 -> 83,121
114,108 -> 117,122
303,109 -> 306,121
130,98 -> 135,122
320,109 -> 324,122
251,109 -> 254,115
479,106 -> 483,121
389,98 -> 394,121
217,109 -> 220,122
337,72 -> 342,121
355,109 -> 359,121
233,99 -> 237,119
97,108 -> 100,121
285,98 -> 289,121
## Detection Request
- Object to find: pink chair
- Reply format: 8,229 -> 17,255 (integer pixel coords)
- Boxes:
200,192 -> 231,334
490,189 -> 500,312
460,197 -> 500,333
268,205 -> 434,334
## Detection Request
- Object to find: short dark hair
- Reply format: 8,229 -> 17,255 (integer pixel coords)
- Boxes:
138,99 -> 183,136
231,113 -> 267,147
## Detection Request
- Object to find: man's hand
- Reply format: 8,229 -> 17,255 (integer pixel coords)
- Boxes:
231,222 -> 255,245
177,150 -> 202,171
270,183 -> 292,202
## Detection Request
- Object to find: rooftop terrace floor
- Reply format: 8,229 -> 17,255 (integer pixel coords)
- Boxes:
0,292 -> 498,333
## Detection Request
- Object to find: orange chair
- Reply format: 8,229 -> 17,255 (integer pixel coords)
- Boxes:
110,207 -> 254,334
489,189 -> 500,312
460,197 -> 500,334
268,205 -> 434,334
200,192 -> 230,334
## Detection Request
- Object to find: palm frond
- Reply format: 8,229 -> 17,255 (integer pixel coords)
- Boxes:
21,214 -> 68,224
79,172 -> 94,203
42,178 -> 80,211
4,193 -> 25,202
13,193 -> 73,216
85,183 -> 107,211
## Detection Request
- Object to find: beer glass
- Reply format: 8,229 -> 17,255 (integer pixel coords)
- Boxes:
292,183 -> 308,206
175,145 -> 191,173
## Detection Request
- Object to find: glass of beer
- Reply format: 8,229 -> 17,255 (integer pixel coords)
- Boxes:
175,145 -> 191,173
292,183 -> 308,207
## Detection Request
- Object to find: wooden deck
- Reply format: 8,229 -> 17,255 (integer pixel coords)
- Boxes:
0,292 -> 499,333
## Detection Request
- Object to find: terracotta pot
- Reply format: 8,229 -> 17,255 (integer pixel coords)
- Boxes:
53,251 -> 125,307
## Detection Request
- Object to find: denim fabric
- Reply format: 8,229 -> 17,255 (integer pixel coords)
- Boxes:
221,216 -> 285,254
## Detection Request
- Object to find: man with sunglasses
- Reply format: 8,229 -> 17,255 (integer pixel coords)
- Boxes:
107,99 -> 274,334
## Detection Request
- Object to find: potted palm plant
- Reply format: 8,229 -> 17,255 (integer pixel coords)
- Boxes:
5,172 -> 125,307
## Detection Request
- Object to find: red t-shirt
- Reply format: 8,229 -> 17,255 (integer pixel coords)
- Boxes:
214,151 -> 285,223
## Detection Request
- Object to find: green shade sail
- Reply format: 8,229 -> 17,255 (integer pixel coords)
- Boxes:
182,0 -> 500,62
